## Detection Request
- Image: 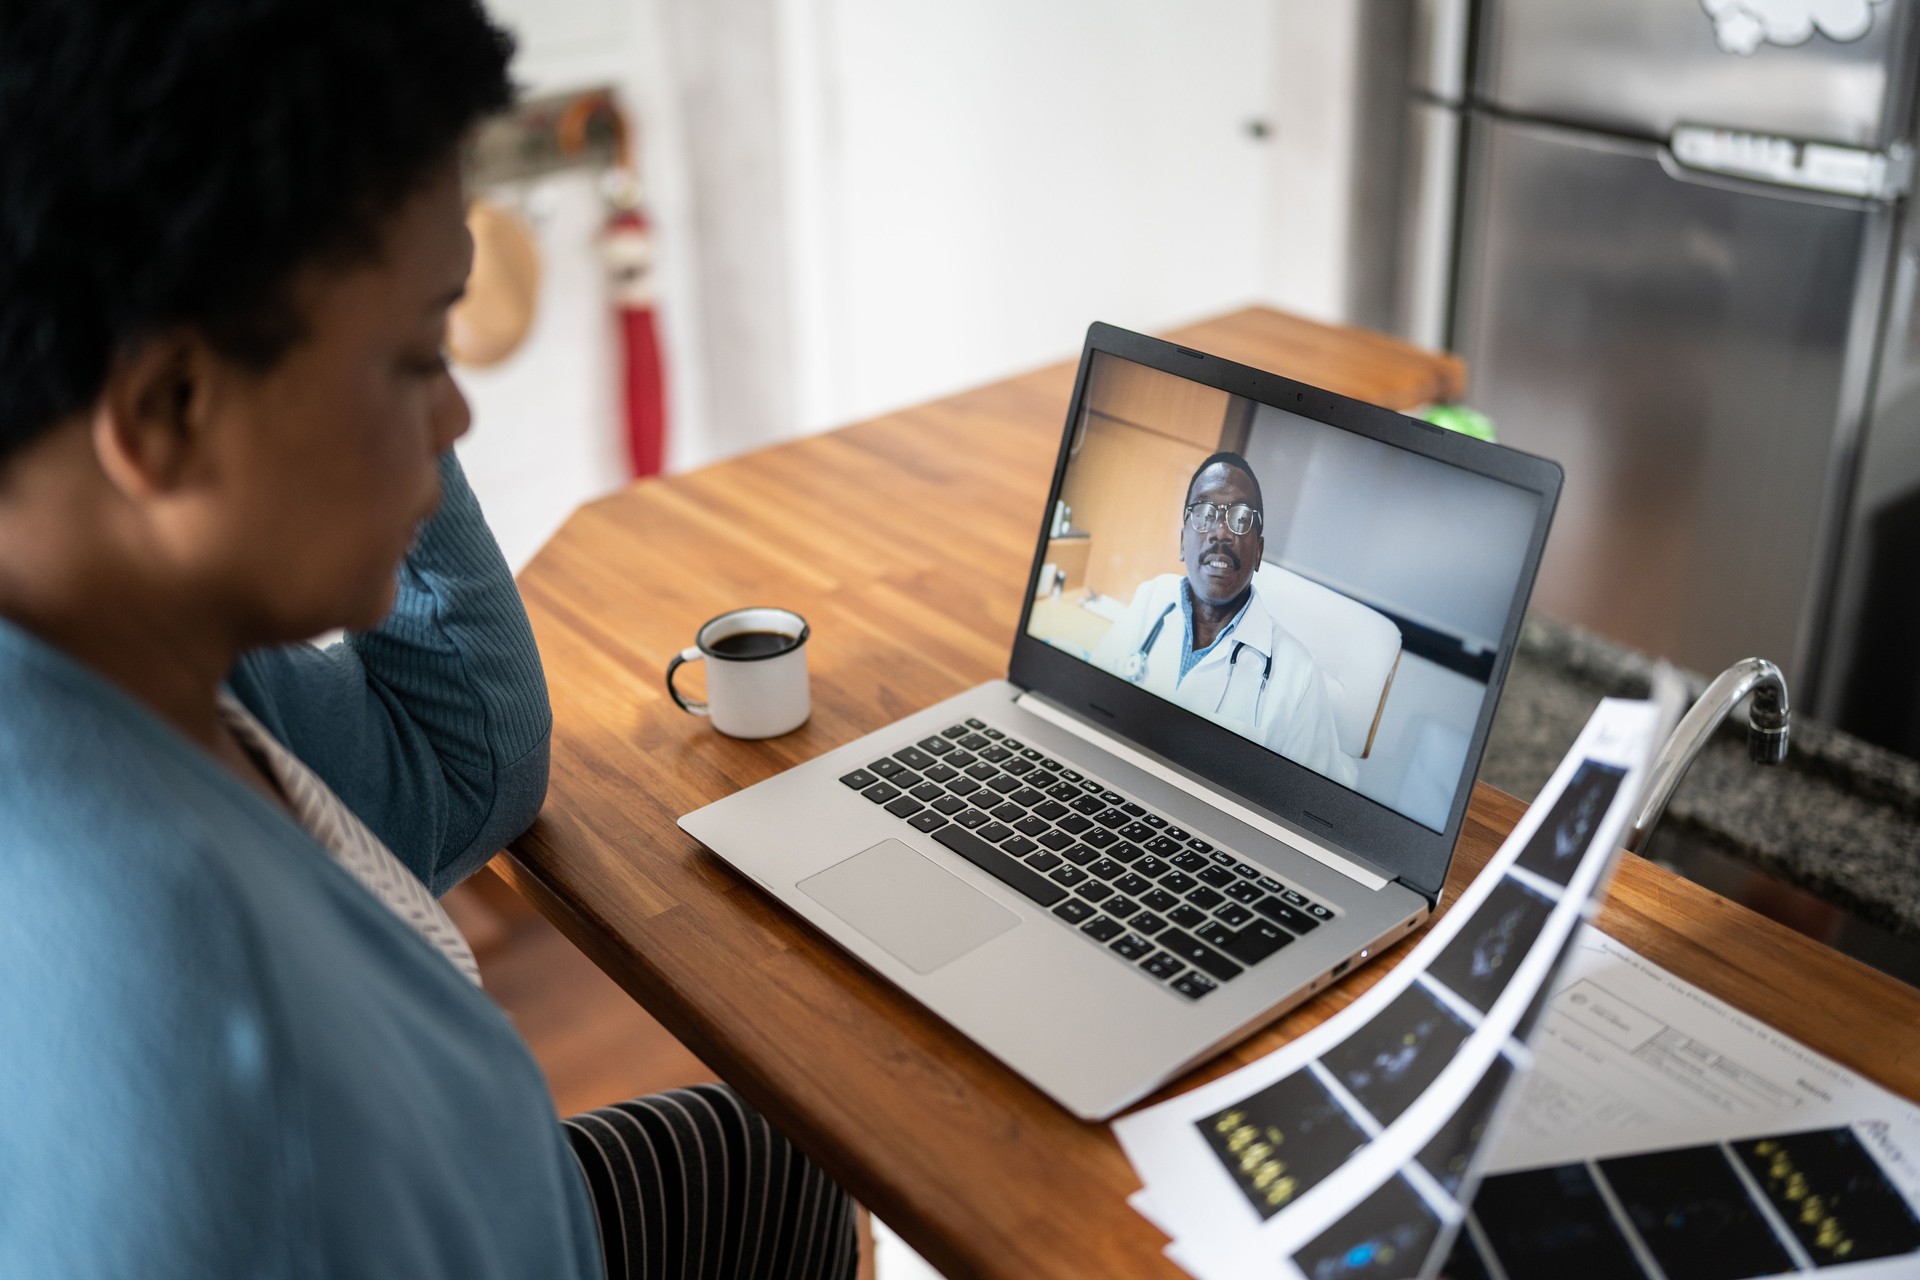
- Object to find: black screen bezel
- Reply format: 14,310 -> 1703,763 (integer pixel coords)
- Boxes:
1008,322 -> 1562,901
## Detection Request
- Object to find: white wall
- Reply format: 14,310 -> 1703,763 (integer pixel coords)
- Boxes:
462,0 -> 1366,567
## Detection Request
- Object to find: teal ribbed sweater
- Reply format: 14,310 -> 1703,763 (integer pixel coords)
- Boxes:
0,454 -> 601,1278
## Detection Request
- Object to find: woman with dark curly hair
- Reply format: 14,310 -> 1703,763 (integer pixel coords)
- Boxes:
0,2 -> 856,1276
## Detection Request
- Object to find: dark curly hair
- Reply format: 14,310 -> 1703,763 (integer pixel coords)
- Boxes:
0,0 -> 516,461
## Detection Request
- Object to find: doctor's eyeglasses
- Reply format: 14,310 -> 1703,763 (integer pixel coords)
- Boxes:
1184,501 -> 1263,536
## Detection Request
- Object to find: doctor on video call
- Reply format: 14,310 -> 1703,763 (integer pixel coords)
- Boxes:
1091,451 -> 1358,786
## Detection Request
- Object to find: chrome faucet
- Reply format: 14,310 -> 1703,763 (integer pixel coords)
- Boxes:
1625,657 -> 1790,854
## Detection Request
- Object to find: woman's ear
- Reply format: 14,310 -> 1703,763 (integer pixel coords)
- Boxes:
90,331 -> 218,499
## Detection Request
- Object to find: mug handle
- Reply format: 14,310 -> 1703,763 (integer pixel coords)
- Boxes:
665,646 -> 709,715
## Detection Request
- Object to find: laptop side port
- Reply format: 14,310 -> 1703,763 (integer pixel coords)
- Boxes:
1330,957 -> 1352,979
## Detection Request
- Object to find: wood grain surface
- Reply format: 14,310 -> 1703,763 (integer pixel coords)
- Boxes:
506,308 -> 1920,1279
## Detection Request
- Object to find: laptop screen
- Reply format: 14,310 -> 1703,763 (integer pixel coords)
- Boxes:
1023,350 -> 1544,834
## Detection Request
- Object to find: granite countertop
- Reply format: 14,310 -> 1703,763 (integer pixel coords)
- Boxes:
1481,617 -> 1920,942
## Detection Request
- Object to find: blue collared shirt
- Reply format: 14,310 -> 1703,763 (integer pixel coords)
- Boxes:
1178,582 -> 1253,681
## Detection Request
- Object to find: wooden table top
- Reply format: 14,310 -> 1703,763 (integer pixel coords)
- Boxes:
503,307 -> 1920,1279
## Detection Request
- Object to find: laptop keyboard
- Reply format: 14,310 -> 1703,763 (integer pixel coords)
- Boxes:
836,718 -> 1338,1001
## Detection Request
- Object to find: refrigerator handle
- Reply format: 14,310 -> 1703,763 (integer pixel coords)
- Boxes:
1662,127 -> 1909,205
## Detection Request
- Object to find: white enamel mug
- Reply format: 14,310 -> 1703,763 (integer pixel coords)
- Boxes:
665,606 -> 811,739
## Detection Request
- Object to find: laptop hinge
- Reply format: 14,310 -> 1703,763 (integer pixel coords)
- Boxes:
1013,692 -> 1392,891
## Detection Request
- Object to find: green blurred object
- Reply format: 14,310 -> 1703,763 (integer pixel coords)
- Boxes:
1418,403 -> 1497,442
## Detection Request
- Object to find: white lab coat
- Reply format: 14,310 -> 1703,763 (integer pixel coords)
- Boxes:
1091,573 -> 1358,786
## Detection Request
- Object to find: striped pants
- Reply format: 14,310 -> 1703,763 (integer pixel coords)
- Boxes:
563,1083 -> 859,1280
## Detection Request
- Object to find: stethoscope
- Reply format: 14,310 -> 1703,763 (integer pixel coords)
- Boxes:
1121,601 -> 1273,720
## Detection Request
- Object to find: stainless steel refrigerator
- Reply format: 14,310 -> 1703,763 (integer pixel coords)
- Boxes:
1371,0 -> 1920,753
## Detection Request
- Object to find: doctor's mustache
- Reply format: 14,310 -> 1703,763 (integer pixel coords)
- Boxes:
1200,541 -> 1242,569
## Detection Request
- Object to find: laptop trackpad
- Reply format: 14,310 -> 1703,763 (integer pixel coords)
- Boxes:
798,839 -> 1019,974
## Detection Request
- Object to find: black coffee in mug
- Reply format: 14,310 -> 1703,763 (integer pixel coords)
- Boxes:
708,630 -> 797,659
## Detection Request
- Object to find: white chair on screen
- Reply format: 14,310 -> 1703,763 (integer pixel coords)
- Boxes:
1251,563 -> 1402,760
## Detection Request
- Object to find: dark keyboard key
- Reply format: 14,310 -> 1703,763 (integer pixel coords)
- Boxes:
870,758 -> 905,777
1158,928 -> 1242,982
1111,932 -> 1153,961
923,763 -> 958,784
1087,857 -> 1126,881
1166,826 -> 1190,840
862,782 -> 901,804
1009,788 -> 1047,808
1083,828 -> 1118,849
1255,896 -> 1318,934
943,724 -> 971,739
964,717 -> 986,729
894,746 -> 936,770
1076,881 -> 1114,903
1030,771 -> 1061,791
1169,904 -> 1207,929
1019,748 -> 1043,761
1037,831 -> 1073,851
1052,898 -> 1095,924
965,763 -> 998,782
1062,844 -> 1098,866
908,782 -> 943,802
1079,778 -> 1103,791
1049,866 -> 1088,888
1057,814 -> 1093,835
1196,920 -> 1239,951
908,810 -> 947,834
1034,800 -> 1069,820
1119,822 -> 1156,843
1198,865 -> 1236,888
1013,816 -> 1051,837
891,771 -> 923,790
1215,902 -> 1254,927
1221,919 -> 1292,966
1001,835 -> 1037,858
931,794 -> 966,815
1081,916 -> 1124,943
885,796 -> 924,819
1142,814 -> 1167,829
1142,951 -> 1184,980
980,745 -> 1012,763
1172,972 -> 1218,1000
1308,903 -> 1334,920
1132,911 -> 1167,936
839,769 -> 878,790
1025,851 -> 1063,872
991,803 -> 1024,824
1142,889 -> 1179,913
1069,794 -> 1105,816
947,750 -> 977,767
1041,757 -> 1062,770
1185,886 -> 1225,911
1093,809 -> 1127,829
1134,856 -> 1171,880
1061,769 -> 1084,782
1107,896 -> 1140,920
1114,872 -> 1153,898
1159,870 -> 1197,894
977,822 -> 1015,844
918,736 -> 955,755
1120,802 -> 1145,818
1281,888 -> 1308,907
1231,862 -> 1260,880
1170,850 -> 1207,871
1207,849 -> 1234,866
982,728 -> 1004,740
1047,783 -> 1082,803
946,776 -> 982,796
1100,790 -> 1124,804
1145,835 -> 1182,858
1225,880 -> 1264,905
1108,842 -> 1146,865
1002,739 -> 1023,750
986,775 -> 1021,795
1257,875 -> 1284,894
954,809 -> 989,829
1004,758 -> 1035,776
932,825 -> 1066,906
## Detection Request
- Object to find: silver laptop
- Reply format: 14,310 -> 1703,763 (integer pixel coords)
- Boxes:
681,323 -> 1561,1120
